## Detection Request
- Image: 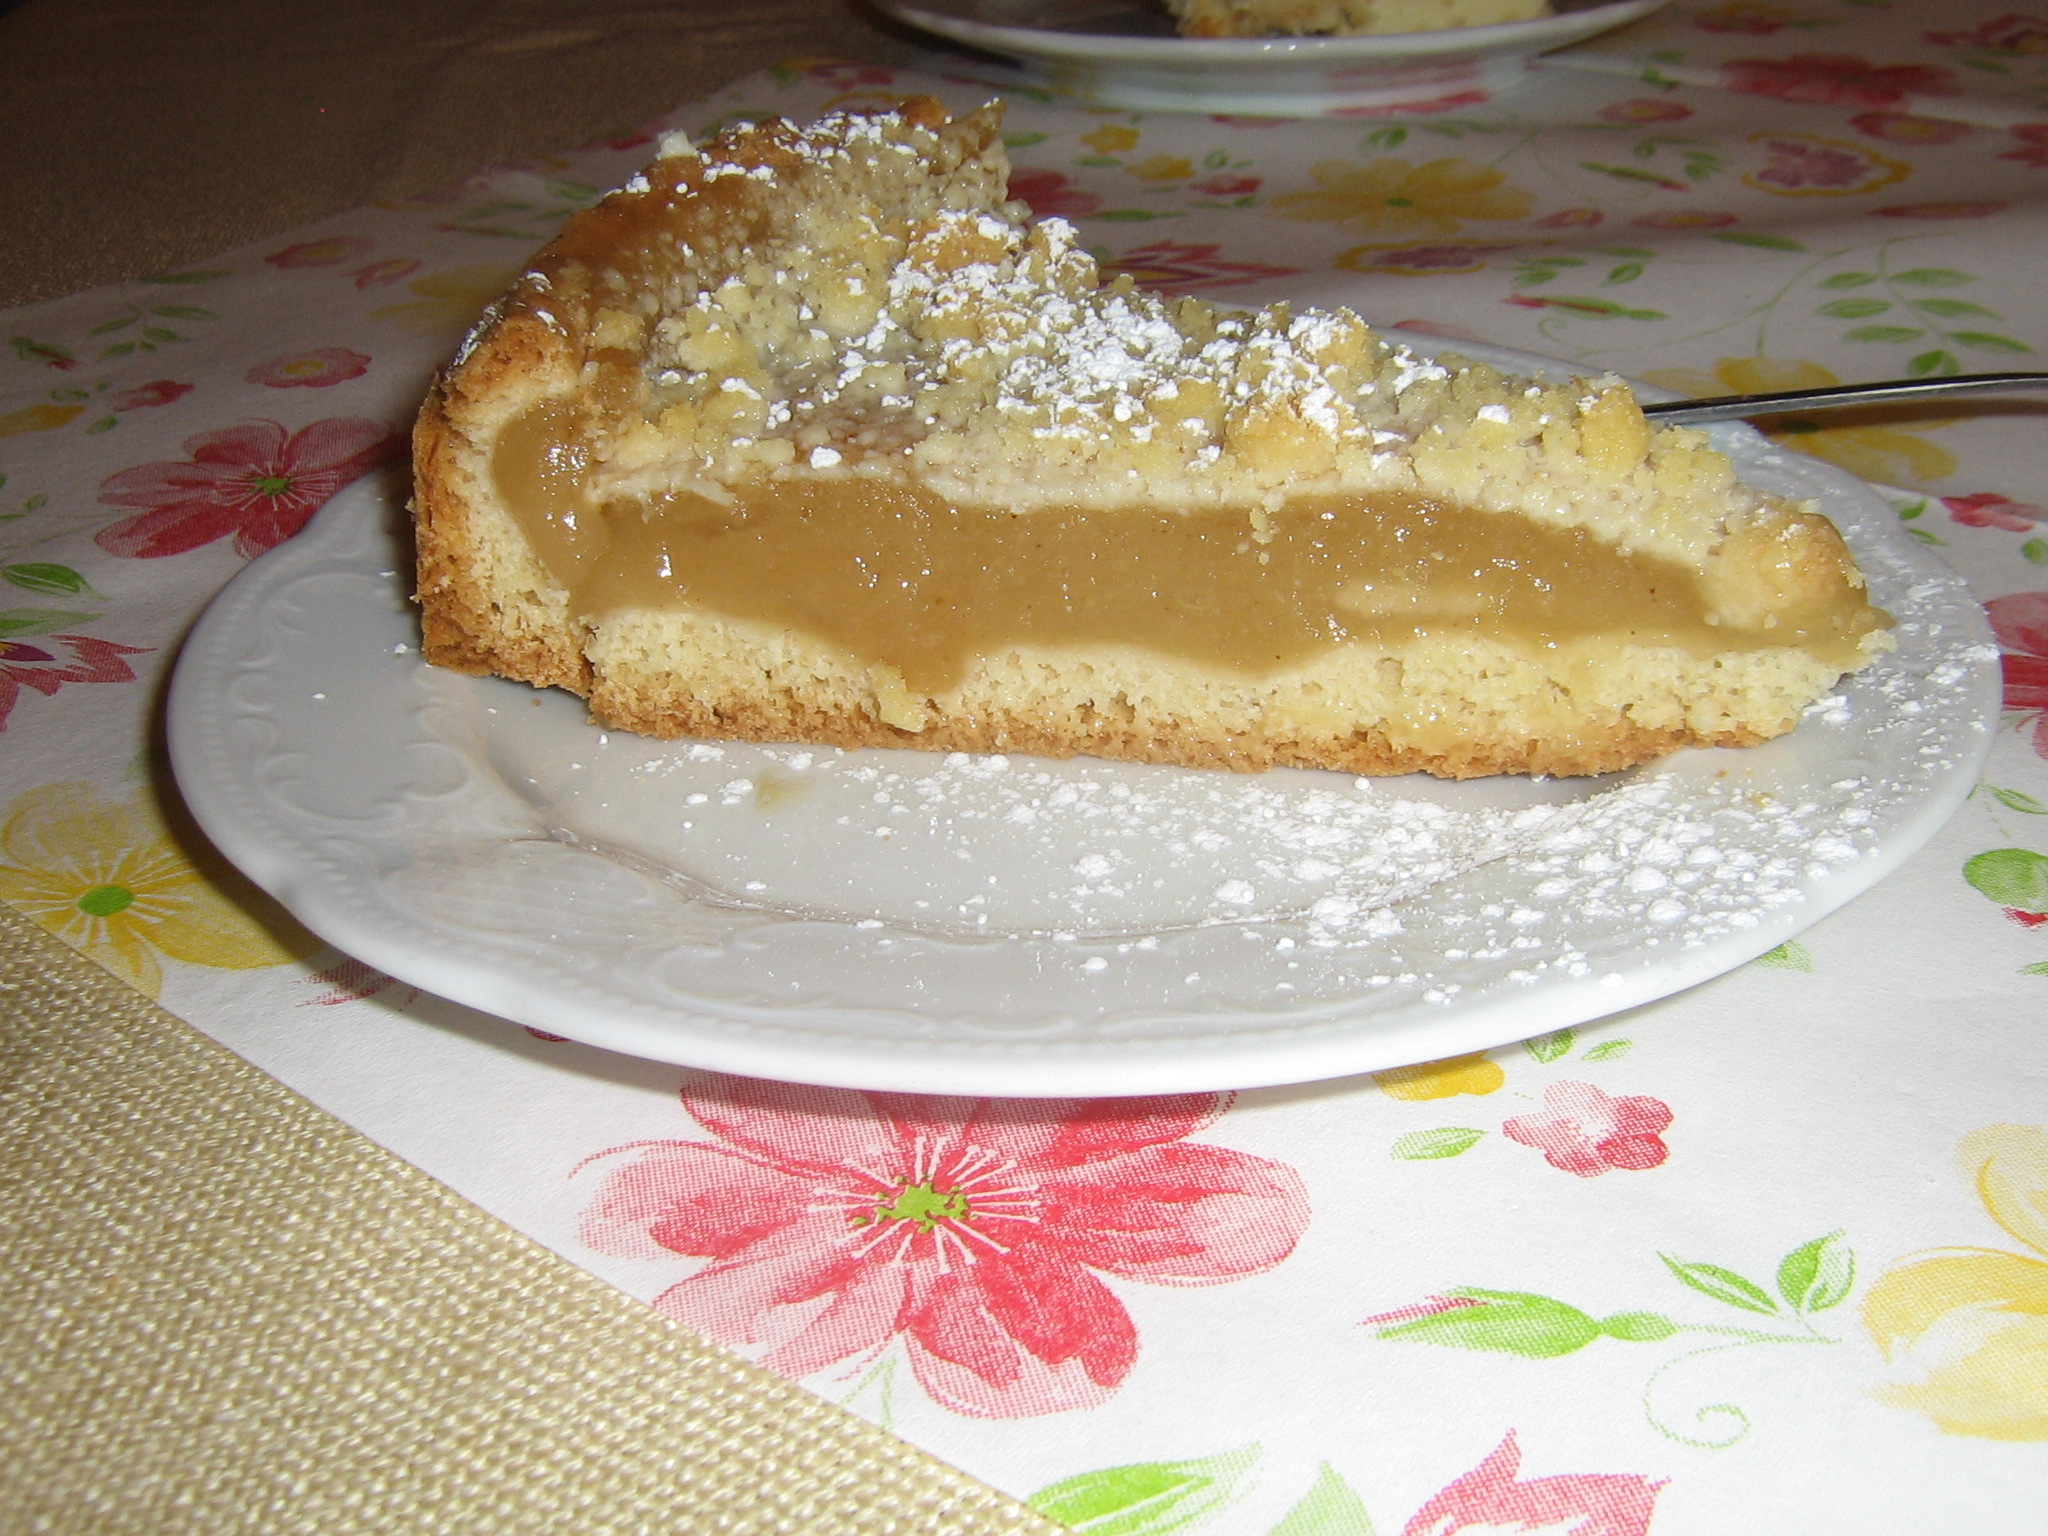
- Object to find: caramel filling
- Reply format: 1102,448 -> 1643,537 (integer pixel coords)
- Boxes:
492,406 -> 1883,696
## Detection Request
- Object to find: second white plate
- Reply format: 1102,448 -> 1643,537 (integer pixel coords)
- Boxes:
167,341 -> 1998,1096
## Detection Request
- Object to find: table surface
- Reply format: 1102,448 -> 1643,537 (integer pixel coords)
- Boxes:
6,0 -> 2048,1531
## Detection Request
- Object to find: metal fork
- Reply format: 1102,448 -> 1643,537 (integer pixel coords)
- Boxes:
1638,371 -> 2048,426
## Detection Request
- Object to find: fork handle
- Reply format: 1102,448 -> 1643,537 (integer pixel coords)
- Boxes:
1639,371 -> 2048,425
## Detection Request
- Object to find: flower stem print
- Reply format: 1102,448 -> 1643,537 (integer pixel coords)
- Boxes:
1365,1232 -> 1855,1447
1027,1434 -> 1663,1536
573,1075 -> 1310,1418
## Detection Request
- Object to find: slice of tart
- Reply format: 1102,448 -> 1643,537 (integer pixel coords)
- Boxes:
412,99 -> 1889,780
1162,0 -> 1549,38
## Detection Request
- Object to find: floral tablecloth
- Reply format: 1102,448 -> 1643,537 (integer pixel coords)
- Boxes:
6,2 -> 2048,1530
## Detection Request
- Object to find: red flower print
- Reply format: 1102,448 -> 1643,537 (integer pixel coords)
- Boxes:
2000,124 -> 2048,167
1332,90 -> 1491,119
1534,206 -> 1603,228
1632,209 -> 1738,228
350,257 -> 423,289
1721,53 -> 1956,109
1928,14 -> 2048,52
1189,173 -> 1262,197
1105,241 -> 1304,293
1336,241 -> 1519,276
264,236 -> 376,269
1849,112 -> 1971,146
245,348 -> 372,390
1008,169 -> 1103,220
0,634 -> 151,731
110,380 -> 192,412
1987,592 -> 2048,759
1403,1432 -> 1665,1536
575,1074 -> 1310,1418
1872,200 -> 2009,219
1502,1081 -> 1672,1176
1747,135 -> 1907,194
1600,98 -> 1693,123
96,418 -> 396,560
1945,492 -> 2042,531
297,955 -> 419,1007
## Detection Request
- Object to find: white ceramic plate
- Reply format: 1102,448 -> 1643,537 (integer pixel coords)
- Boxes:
879,0 -> 1673,115
168,340 -> 1998,1096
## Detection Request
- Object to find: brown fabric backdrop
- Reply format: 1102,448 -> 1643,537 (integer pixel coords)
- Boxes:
0,0 -> 927,307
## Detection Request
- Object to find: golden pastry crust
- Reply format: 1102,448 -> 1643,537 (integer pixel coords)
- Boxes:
413,100 -> 1889,780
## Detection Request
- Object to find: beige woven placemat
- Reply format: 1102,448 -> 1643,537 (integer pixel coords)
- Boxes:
0,899 -> 1062,1536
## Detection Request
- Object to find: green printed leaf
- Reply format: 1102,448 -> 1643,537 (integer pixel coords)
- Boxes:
2023,537 -> 2048,565
140,269 -> 231,284
1376,1289 -> 1603,1358
99,342 -> 138,359
1205,149 -> 1231,169
1578,161 -> 1686,189
1514,271 -> 1558,287
1660,1255 -> 1780,1315
1003,131 -> 1048,149
89,315 -> 139,335
1777,1232 -> 1855,1313
24,493 -> 47,512
2022,961 -> 2048,976
1911,298 -> 2000,319
1526,295 -> 1667,320
1522,255 -> 1586,267
1892,268 -> 1971,287
1365,126 -> 1410,149
3,564 -> 100,599
1086,209 -> 1187,222
1842,325 -> 1925,343
1524,1028 -> 1574,1063
1713,231 -> 1806,251
1031,1447 -> 1260,1536
1908,526 -> 1944,544
1605,262 -> 1645,285
1992,787 -> 2048,814
1268,1464 -> 1376,1536
0,608 -> 100,639
543,179 -> 599,202
1818,298 -> 1891,319
85,416 -> 117,435
1754,940 -> 1813,971
1895,499 -> 1926,519
1581,1038 -> 1633,1062
1392,1127 -> 1485,1160
1819,271 -> 1879,288
1598,1310 -> 1678,1342
1952,330 -> 2033,354
1964,848 -> 2048,914
149,304 -> 215,320
1908,349 -> 1961,377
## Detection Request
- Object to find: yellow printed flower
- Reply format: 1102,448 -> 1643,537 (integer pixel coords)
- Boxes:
1374,1052 -> 1505,1100
1271,159 -> 1533,238
1081,125 -> 1140,154
1128,155 -> 1194,183
1863,1125 -> 2048,1440
371,264 -> 521,337
1636,356 -> 1957,484
0,782 -> 310,997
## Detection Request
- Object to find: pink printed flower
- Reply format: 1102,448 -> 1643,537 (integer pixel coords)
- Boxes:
263,236 -> 376,269
1335,241 -> 1519,276
298,955 -> 418,1007
245,348 -> 372,389
1632,209 -> 1738,228
0,634 -> 151,731
1403,1432 -> 1665,1536
350,257 -> 423,289
1928,15 -> 2048,52
1746,134 -> 1908,195
1189,173 -> 1262,197
1872,200 -> 2009,219
1722,53 -> 1956,109
110,379 -> 192,412
1849,112 -> 1972,145
1103,241 -> 1303,293
96,417 -> 396,560
1987,592 -> 2048,759
2001,124 -> 2048,167
1333,89 -> 1491,119
575,1075 -> 1311,1418
1008,168 -> 1102,220
1503,1081 -> 1672,1176
1945,492 -> 2043,531
1600,98 -> 1693,123
1534,206 -> 1603,228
